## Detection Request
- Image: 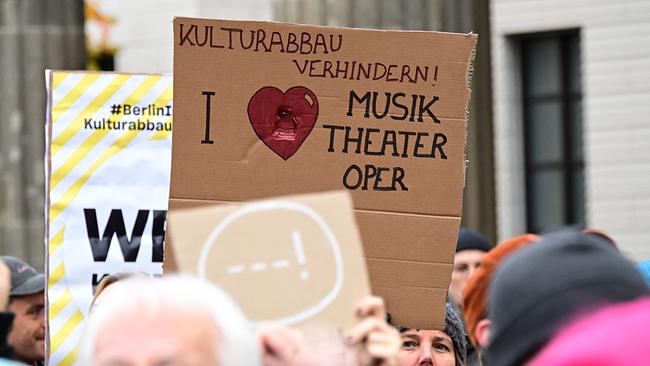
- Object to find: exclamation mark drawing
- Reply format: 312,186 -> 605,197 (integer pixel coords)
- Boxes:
432,65 -> 439,86
292,230 -> 309,280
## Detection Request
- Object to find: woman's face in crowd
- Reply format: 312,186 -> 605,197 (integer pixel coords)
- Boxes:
398,329 -> 456,366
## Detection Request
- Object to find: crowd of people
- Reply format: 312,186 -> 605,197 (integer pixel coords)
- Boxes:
0,226 -> 649,366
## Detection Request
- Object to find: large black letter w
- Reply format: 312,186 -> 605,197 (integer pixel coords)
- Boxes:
84,209 -> 149,262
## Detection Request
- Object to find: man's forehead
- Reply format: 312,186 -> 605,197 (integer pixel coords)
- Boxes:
10,291 -> 44,305
454,249 -> 485,262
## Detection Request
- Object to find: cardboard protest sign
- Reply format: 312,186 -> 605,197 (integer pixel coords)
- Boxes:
170,17 -> 476,329
167,191 -> 370,328
45,70 -> 172,365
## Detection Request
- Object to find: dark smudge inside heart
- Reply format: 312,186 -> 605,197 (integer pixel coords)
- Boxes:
273,105 -> 297,141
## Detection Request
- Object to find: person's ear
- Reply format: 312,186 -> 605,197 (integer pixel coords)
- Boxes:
474,319 -> 491,348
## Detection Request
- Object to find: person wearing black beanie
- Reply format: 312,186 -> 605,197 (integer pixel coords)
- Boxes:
449,228 -> 492,312
450,229 -> 491,366
485,229 -> 650,366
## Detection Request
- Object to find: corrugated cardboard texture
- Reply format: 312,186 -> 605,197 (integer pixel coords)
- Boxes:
170,17 -> 476,329
167,191 -> 370,329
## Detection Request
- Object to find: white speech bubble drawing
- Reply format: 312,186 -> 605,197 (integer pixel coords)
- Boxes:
197,200 -> 344,326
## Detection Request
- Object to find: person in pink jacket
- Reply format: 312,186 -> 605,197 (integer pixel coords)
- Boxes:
529,297 -> 650,366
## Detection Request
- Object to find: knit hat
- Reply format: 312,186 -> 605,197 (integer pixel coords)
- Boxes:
638,260 -> 650,287
456,228 -> 491,253
529,298 -> 650,366
444,302 -> 467,365
462,234 -> 539,347
485,230 -> 649,366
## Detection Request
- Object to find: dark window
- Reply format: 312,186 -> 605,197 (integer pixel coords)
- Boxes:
521,31 -> 584,233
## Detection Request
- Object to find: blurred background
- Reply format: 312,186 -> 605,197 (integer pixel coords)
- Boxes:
1,0 -> 649,267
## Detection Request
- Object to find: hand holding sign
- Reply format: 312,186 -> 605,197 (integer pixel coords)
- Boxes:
257,296 -> 400,366
346,296 -> 400,366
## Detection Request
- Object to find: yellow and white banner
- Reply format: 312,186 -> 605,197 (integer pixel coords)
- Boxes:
45,70 -> 172,365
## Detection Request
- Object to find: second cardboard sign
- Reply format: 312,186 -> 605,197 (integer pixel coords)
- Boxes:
167,191 -> 370,329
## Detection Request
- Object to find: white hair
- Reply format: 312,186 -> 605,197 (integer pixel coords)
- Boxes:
78,274 -> 261,366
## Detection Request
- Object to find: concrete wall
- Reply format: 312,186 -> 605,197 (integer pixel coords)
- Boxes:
0,0 -> 85,267
491,0 -> 650,260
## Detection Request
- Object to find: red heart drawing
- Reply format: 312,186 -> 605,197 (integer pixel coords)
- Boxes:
247,86 -> 319,160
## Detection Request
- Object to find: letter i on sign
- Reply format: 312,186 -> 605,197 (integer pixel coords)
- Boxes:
201,91 -> 216,144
